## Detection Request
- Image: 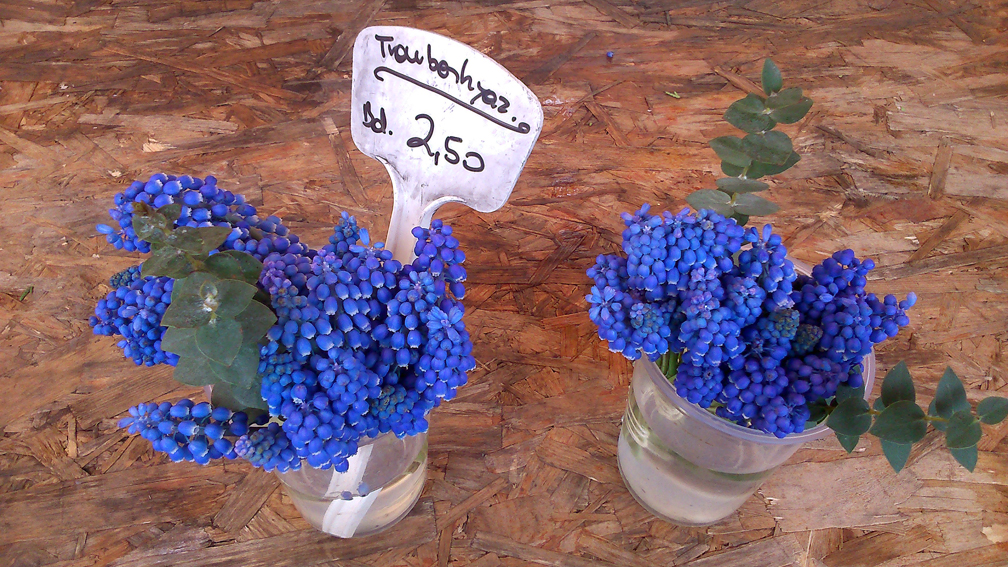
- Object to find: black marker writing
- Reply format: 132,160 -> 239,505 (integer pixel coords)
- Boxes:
375,35 -> 424,65
362,101 -> 387,134
374,66 -> 530,134
407,114 -> 439,165
463,152 -> 484,173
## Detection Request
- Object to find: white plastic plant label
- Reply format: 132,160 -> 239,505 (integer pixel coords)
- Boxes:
321,488 -> 382,538
324,442 -> 374,497
350,26 -> 544,260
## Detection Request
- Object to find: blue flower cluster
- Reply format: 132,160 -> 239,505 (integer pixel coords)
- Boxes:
97,174 -> 475,472
587,205 -> 916,438
119,400 -> 252,464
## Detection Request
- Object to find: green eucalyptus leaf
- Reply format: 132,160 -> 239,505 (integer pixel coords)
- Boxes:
686,189 -> 734,216
881,361 -> 916,406
236,300 -> 278,345
826,397 -> 872,437
205,250 -> 263,285
770,97 -> 813,124
927,398 -> 947,431
807,400 -> 829,425
710,136 -> 752,168
178,226 -> 233,254
132,214 -> 166,242
869,400 -> 927,444
762,59 -> 783,95
730,212 -> 749,226
724,94 -> 776,133
945,410 -> 982,449
765,87 -> 803,109
742,131 -> 793,165
141,245 -> 192,279
211,380 -> 267,413
196,317 -> 243,366
977,396 -> 1008,424
880,440 -> 913,472
160,327 -> 201,358
875,397 -> 888,412
836,384 -> 866,404
172,354 -> 218,387
168,226 -> 212,254
746,152 -> 800,179
158,202 -> 183,223
732,193 -> 779,216
213,279 -> 258,319
933,366 -> 970,420
161,276 -> 214,328
835,433 -> 861,453
949,445 -> 977,472
209,342 -> 260,390
721,161 -> 746,177
715,177 -> 769,194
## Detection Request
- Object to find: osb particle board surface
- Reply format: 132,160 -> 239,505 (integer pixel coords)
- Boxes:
1,1 -> 1007,566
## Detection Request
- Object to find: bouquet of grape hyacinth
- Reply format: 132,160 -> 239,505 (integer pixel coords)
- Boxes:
93,173 -> 475,473
587,204 -> 915,439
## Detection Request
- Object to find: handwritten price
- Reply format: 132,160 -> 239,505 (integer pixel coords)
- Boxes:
363,102 -> 484,173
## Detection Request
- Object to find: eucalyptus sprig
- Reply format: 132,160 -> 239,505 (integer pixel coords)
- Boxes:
688,59 -> 813,225
132,203 -> 276,411
822,362 -> 1007,472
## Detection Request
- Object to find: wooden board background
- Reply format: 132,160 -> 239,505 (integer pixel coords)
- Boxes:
1,1 -> 1007,566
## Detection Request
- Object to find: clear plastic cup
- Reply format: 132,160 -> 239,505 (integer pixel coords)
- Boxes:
618,352 -> 875,526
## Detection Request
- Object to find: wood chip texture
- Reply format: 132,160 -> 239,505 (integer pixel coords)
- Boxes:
2,1 -> 1008,567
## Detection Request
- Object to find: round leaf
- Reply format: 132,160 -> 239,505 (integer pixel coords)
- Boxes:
172,355 -> 218,387
206,250 -> 264,285
721,161 -> 745,177
210,343 -> 261,390
762,59 -> 782,95
710,136 -> 752,168
977,396 -> 1008,424
196,318 -> 243,366
742,131 -> 793,165
881,361 -> 916,406
945,410 -> 982,449
834,432 -> 861,453
724,95 -> 776,133
160,327 -> 201,358
732,193 -> 779,216
236,300 -> 278,345
686,190 -> 733,216
214,279 -> 258,320
826,397 -> 872,437
716,177 -> 769,194
869,400 -> 927,444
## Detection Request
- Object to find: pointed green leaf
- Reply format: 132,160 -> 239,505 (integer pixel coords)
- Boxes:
732,193 -> 779,216
875,397 -> 888,412
927,398 -> 947,431
765,87 -> 803,109
869,400 -> 927,444
770,98 -> 813,124
835,433 -> 861,453
762,59 -> 783,95
686,189 -> 733,216
880,440 -> 912,472
196,317 -> 243,365
881,361 -> 916,406
977,396 -> 1008,424
172,354 -> 218,387
826,397 -> 872,437
169,226 -> 229,255
236,300 -> 277,345
742,131 -> 793,165
160,327 -> 201,358
213,279 -> 258,319
746,152 -> 800,179
161,275 -> 214,328
716,177 -> 769,194
945,410 -> 982,449
724,94 -> 776,133
933,366 -> 970,420
710,136 -> 752,168
949,445 -> 977,472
